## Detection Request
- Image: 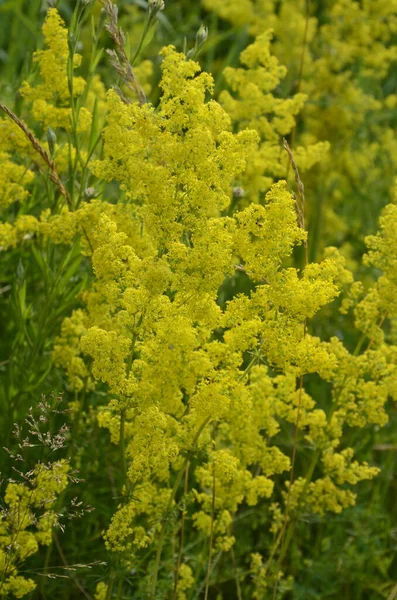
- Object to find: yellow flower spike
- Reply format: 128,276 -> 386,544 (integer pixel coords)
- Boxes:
20,8 -> 89,131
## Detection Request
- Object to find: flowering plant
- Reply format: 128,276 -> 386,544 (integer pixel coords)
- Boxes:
1,1 -> 397,598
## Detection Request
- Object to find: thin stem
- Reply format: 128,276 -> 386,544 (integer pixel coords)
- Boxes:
366,312 -> 388,352
130,16 -> 151,66
271,323 -> 307,600
99,0 -> 146,105
116,577 -> 123,600
105,566 -> 116,600
285,0 -> 311,175
204,428 -> 216,600
173,461 -> 190,599
119,410 -> 128,490
266,306 -> 388,585
0,102 -> 94,254
234,264 -> 269,284
283,139 -> 306,234
0,103 -> 72,208
53,531 -> 94,600
149,415 -> 212,598
230,544 -> 243,600
271,141 -> 309,598
39,535 -> 53,595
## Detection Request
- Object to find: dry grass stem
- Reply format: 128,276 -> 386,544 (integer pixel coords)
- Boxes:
283,137 -> 305,232
0,102 -> 72,208
99,0 -> 146,105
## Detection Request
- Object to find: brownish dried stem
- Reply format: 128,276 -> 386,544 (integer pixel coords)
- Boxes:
99,0 -> 146,105
283,138 -> 305,227
0,102 -> 94,253
366,312 -> 388,352
0,102 -> 72,208
234,264 -> 269,285
270,142 -> 309,599
283,137 -> 308,266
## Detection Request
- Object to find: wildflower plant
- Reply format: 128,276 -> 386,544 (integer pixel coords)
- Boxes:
0,0 -> 397,598
202,0 -> 397,258
0,394 -> 86,598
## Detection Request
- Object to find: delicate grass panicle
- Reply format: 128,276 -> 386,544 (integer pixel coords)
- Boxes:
0,394 -> 92,598
0,0 -> 397,598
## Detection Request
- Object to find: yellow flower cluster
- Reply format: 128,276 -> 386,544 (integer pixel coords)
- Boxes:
356,204 -> 397,339
0,461 -> 69,598
48,39 -> 387,568
2,5 -> 397,596
0,154 -> 34,213
218,31 -> 329,202
203,0 -> 397,253
20,8 -> 90,131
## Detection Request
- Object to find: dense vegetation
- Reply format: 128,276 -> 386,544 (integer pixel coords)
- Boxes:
1,1 -> 397,598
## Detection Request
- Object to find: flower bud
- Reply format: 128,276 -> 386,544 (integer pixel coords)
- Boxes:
84,187 -> 97,200
196,24 -> 208,47
148,0 -> 165,18
186,24 -> 208,60
232,186 -> 245,199
47,127 -> 57,157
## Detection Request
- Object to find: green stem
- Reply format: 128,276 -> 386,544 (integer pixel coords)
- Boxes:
105,568 -> 115,600
149,416 -> 212,598
173,462 -> 190,599
130,12 -> 154,67
265,306 -> 382,580
204,427 -> 216,600
230,544 -> 243,600
120,410 -> 128,488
